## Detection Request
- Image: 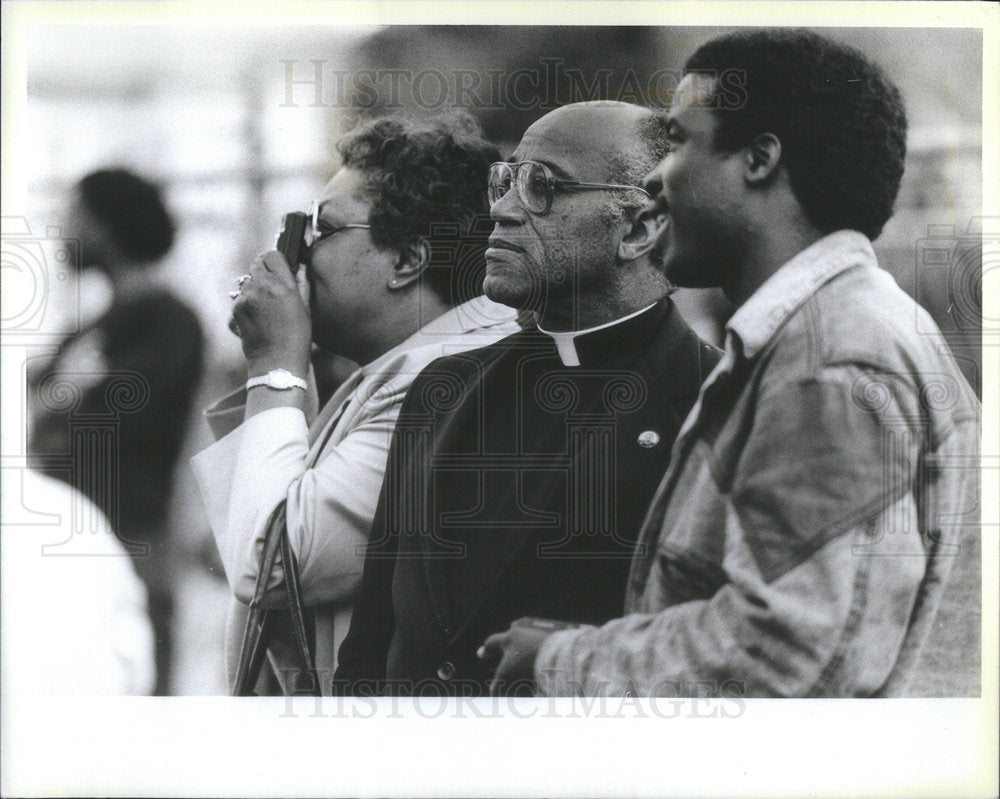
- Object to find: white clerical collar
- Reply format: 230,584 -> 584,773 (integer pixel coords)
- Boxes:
537,303 -> 659,367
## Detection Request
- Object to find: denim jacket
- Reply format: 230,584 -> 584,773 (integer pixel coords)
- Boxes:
535,231 -> 981,697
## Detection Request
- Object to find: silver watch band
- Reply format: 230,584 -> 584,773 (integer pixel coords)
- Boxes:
246,369 -> 308,392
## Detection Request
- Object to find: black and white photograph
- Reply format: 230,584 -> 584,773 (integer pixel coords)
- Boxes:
1,1 -> 996,797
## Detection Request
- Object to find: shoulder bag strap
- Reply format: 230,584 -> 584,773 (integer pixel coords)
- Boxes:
232,501 -> 320,696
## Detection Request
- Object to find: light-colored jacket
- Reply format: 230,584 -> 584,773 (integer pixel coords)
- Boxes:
535,231 -> 981,697
192,297 -> 519,690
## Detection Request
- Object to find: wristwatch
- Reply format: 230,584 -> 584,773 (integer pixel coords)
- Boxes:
246,368 -> 308,392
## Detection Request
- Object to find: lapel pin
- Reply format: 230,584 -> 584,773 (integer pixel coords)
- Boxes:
637,430 -> 660,448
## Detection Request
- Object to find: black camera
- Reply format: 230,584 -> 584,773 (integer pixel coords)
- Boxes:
275,211 -> 308,274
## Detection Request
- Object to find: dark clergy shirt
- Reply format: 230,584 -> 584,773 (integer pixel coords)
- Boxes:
336,297 -> 720,695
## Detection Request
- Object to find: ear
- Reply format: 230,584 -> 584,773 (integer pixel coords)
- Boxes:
387,236 -> 430,290
617,202 -> 668,263
744,133 -> 782,186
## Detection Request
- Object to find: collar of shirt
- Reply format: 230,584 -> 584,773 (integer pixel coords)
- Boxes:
725,230 -> 877,361
671,231 -> 877,448
537,301 -> 661,367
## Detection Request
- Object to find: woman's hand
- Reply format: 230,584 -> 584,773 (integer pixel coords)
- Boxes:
230,251 -> 312,378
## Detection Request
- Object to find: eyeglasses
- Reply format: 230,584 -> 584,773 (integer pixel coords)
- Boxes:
305,199 -> 376,247
487,160 -> 651,216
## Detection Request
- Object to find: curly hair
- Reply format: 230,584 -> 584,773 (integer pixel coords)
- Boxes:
77,168 -> 175,263
684,29 -> 908,240
336,113 -> 501,306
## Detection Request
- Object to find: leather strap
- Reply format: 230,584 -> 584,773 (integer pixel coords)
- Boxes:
232,501 -> 321,697
280,523 -> 318,691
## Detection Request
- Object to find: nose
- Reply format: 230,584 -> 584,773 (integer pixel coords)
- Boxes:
640,162 -> 669,217
641,166 -> 664,198
489,183 -> 525,225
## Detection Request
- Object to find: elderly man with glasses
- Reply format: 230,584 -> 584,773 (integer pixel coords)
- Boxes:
336,101 -> 720,696
192,114 -> 519,695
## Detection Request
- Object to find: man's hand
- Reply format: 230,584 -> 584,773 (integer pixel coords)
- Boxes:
231,250 -> 311,378
478,619 -> 553,696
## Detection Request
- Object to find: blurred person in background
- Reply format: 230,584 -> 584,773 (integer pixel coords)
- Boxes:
2,469 -> 155,695
28,168 -> 204,696
191,113 -> 519,695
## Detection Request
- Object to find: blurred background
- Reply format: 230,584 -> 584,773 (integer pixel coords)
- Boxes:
14,24 -> 985,694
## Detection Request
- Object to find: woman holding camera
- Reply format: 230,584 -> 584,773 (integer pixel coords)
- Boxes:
192,114 -> 518,695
